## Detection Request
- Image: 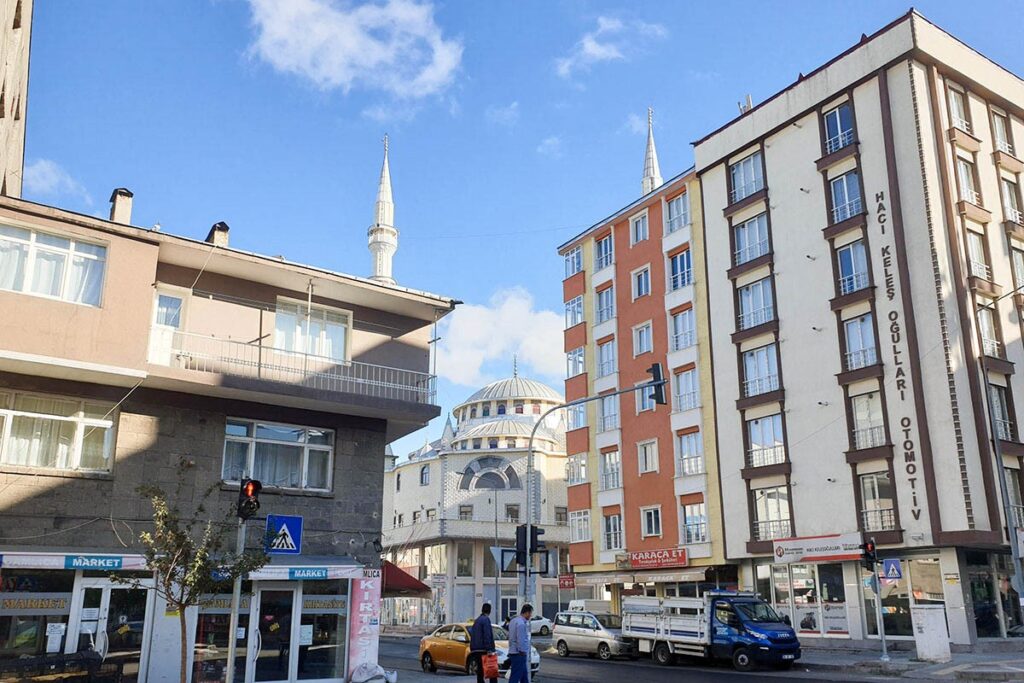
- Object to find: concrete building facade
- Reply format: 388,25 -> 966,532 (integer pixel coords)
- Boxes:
0,0 -> 30,197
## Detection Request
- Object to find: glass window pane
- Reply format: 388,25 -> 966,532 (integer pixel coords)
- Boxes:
306,449 -> 330,489
307,429 -> 332,446
67,256 -> 104,305
253,442 -> 302,487
36,233 -> 70,249
29,249 -> 66,297
226,420 -> 252,437
322,321 -> 347,360
5,416 -> 76,468
80,425 -> 114,470
0,225 -> 30,240
14,395 -> 79,418
73,242 -> 106,258
222,441 -> 249,481
256,424 -> 304,442
155,295 -> 183,327
0,238 -> 27,291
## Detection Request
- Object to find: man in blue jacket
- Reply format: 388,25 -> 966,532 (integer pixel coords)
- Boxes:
469,602 -> 497,683
507,604 -> 533,683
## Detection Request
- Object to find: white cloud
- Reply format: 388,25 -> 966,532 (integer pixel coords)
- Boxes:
23,160 -> 92,206
625,112 -> 646,135
536,135 -> 563,159
485,101 -> 520,127
556,16 -> 667,79
246,0 -> 463,99
435,287 -> 563,387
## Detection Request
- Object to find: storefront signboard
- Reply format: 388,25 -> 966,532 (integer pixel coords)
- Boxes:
577,573 -> 634,586
0,553 -> 147,571
628,548 -> 688,570
772,533 -> 862,564
247,564 -> 362,581
0,592 -> 72,615
558,574 -> 575,590
347,568 -> 382,681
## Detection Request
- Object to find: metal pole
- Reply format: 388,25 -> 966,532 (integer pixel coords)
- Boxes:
495,491 -> 500,614
224,520 -> 246,683
872,571 -> 889,663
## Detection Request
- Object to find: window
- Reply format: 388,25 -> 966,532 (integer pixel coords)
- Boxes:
419,464 -> 430,486
222,419 -> 334,490
633,267 -> 651,298
824,101 -> 855,154
668,250 -> 692,291
682,503 -> 708,544
673,369 -> 698,412
155,293 -> 183,328
671,309 -> 695,351
666,194 -> 690,233
595,234 -> 614,270
948,87 -> 970,132
566,347 -> 585,378
599,394 -> 619,432
990,384 -> 1015,442
830,170 -> 863,223
603,514 -> 623,550
751,485 -> 791,540
601,450 -> 621,490
1006,469 -> 1023,528
472,438 -> 482,449
565,296 -> 584,328
596,286 -> 615,323
426,508 -> 437,521
1002,177 -> 1022,225
458,505 -> 473,521
0,392 -> 116,472
567,404 -> 586,431
850,392 -> 885,450
597,339 -> 617,377
505,504 -> 520,523
844,313 -> 877,370
412,511 -> 421,524
569,510 -> 591,542
746,413 -> 785,468
631,214 -> 649,243
737,277 -> 774,330
956,156 -> 980,205
274,299 -> 350,361
638,440 -> 659,474
396,513 -> 404,527
0,226 -> 106,306
1013,248 -> 1024,290
633,322 -> 653,355
395,472 -> 401,491
456,542 -> 474,577
729,151 -> 765,203
514,400 -> 524,415
742,344 -> 779,397
636,381 -> 656,412
641,506 -> 662,537
564,246 -> 582,278
978,306 -> 1001,357
733,213 -> 769,265
676,431 -> 703,475
993,110 -> 1015,156
555,506 -> 568,525
966,230 -> 990,280
836,240 -> 869,294
860,472 -> 896,531
566,453 -> 588,485
488,438 -> 499,449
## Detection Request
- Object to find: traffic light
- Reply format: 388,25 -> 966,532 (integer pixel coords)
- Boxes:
237,479 -> 262,520
860,537 -> 878,572
646,363 -> 667,405
530,526 -> 546,554
515,524 -> 528,566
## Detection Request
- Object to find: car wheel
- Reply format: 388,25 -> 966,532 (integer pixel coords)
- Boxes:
540,625 -> 550,636
466,656 -> 477,675
732,648 -> 756,672
597,643 -> 612,661
556,640 -> 570,657
653,642 -> 673,666
421,652 -> 437,673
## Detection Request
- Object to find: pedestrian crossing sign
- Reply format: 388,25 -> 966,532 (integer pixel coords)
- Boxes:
883,558 -> 902,580
266,514 -> 303,555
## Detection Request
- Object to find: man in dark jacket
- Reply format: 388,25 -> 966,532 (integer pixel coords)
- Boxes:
469,603 -> 497,683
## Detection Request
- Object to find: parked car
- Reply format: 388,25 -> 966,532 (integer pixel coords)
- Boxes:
419,622 -> 540,677
553,610 -> 634,660
529,615 -> 553,636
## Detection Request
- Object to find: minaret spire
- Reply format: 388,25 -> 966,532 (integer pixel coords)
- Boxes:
642,107 -> 663,195
368,134 -> 398,284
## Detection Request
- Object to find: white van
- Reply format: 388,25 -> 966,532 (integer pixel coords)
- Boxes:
552,610 -> 634,661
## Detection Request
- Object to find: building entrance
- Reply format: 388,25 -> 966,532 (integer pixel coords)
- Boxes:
68,578 -> 155,683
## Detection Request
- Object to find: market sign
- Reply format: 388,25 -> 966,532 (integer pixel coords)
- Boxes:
0,553 -> 147,571
248,564 -> 363,581
772,532 -> 862,564
628,548 -> 688,570
558,574 -> 575,590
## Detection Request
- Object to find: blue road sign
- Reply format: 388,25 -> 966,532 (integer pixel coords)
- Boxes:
266,515 -> 303,555
883,558 -> 902,580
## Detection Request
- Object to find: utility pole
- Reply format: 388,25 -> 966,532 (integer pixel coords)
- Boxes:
223,521 -> 246,683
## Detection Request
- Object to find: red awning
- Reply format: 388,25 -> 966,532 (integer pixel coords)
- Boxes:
382,560 -> 432,598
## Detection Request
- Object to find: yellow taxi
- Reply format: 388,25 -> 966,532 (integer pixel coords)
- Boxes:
418,621 -> 541,676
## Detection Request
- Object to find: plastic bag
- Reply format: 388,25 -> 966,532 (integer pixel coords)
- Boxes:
483,653 -> 500,679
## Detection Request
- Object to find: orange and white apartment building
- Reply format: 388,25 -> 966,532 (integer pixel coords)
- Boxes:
557,113 -> 729,602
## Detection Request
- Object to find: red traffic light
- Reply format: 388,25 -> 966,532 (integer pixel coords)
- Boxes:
237,478 -> 262,520
242,480 -> 261,497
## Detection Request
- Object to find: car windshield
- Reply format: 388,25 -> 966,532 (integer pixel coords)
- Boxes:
492,625 -> 508,640
733,601 -> 784,623
596,614 -> 622,629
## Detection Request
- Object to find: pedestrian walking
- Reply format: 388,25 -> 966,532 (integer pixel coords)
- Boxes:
469,602 -> 497,683
507,604 -> 533,683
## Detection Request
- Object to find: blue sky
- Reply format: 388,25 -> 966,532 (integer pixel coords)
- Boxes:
23,0 -> 1024,458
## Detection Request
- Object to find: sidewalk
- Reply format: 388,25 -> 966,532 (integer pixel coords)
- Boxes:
793,648 -> 1024,681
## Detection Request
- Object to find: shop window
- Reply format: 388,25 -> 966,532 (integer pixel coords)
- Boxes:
862,565 -> 912,637
456,543 -> 473,577
0,569 -> 75,659
298,580 -> 349,679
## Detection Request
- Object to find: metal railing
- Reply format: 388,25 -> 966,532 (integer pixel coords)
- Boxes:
599,413 -> 620,432
738,306 -> 774,330
825,128 -> 855,155
952,116 -> 971,133
683,522 -> 708,545
730,179 -> 764,204
677,455 -> 704,476
982,337 -> 1002,358
845,346 -> 878,371
970,260 -> 992,281
667,213 -> 691,234
753,519 -> 791,541
832,196 -> 864,223
1005,205 -> 1024,225
597,359 -> 617,377
997,139 -> 1016,156
603,531 -> 623,551
747,445 -> 786,469
1011,504 -> 1024,529
862,508 -> 897,532
596,304 -> 615,324
743,374 -> 779,397
961,187 -> 982,206
669,269 -> 693,291
154,329 -> 436,404
674,391 -> 699,412
734,239 -> 769,266
672,330 -> 695,351
995,418 -> 1015,442
595,250 -> 614,271
838,271 -> 869,295
600,470 -> 621,491
852,425 -> 886,450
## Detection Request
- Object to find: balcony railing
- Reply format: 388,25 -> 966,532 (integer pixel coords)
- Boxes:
995,418 -> 1015,442
961,188 -> 982,207
677,455 -> 705,476
743,374 -> 779,397
862,508 -> 897,532
734,240 -> 769,266
832,197 -> 864,223
597,359 -> 617,377
595,250 -> 614,271
746,445 -> 786,469
600,470 -> 622,491
730,179 -> 764,204
838,271 -> 869,295
603,532 -> 623,551
1011,504 -> 1024,529
738,306 -> 774,331
599,414 -> 620,432
672,330 -> 695,351
825,128 -> 855,155
997,139 -> 1016,156
852,425 -> 886,450
669,269 -> 694,291
683,522 -> 708,544
150,329 -> 436,404
674,391 -> 699,412
753,519 -> 791,541
845,346 -> 878,371
596,305 -> 615,324
952,116 -> 971,133
1005,205 -> 1024,225
970,260 -> 992,281
983,337 -> 1002,358
667,213 -> 690,234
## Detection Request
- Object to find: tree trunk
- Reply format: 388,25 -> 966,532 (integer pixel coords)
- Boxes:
178,605 -> 188,683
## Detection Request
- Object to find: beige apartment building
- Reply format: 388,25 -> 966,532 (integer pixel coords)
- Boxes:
0,0 -> 31,196
696,10 -> 1024,643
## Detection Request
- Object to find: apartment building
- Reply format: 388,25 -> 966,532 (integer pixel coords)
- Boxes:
0,0 -> 31,196
0,152 -> 454,680
695,10 -> 1024,643
381,375 -> 573,625
557,113 -> 728,605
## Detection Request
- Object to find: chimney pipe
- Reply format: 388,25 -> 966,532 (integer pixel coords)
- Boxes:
205,221 -> 230,248
108,188 -> 134,224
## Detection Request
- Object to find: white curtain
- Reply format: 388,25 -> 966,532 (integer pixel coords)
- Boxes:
29,250 -> 65,297
253,442 -> 301,487
4,415 -> 74,468
0,239 -> 27,291
67,255 -> 104,305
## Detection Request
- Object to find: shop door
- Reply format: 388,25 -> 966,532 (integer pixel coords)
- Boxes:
69,579 -> 154,683
248,586 -> 298,683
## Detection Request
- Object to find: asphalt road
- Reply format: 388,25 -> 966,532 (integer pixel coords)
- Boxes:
377,637 -> 893,683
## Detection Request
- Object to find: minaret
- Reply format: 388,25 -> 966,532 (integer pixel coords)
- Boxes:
641,107 -> 663,195
368,134 -> 399,284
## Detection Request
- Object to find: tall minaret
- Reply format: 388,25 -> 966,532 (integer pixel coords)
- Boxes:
641,107 -> 663,195
368,134 -> 398,284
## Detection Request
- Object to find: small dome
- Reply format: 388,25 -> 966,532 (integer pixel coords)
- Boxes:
464,377 -> 564,404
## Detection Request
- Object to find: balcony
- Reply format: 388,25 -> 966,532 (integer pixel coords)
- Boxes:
677,455 -> 705,476
838,271 -> 869,295
600,470 -> 622,491
753,519 -> 791,541
845,346 -> 878,371
832,197 -> 864,224
1005,205 -> 1024,225
852,425 -> 886,450
669,269 -> 694,291
603,532 -> 623,552
862,508 -> 897,532
825,129 -> 855,155
970,260 -> 992,281
952,116 -> 972,134
983,337 -> 1002,358
597,359 -> 617,377
683,522 -> 708,545
960,188 -> 983,207
596,305 -> 615,324
1011,504 -> 1024,529
995,418 -> 1015,442
674,391 -> 699,412
997,139 -> 1016,156
747,445 -> 786,469
599,413 -> 620,432
666,213 -> 691,234
149,329 -> 435,404
595,251 -> 614,271
743,374 -> 779,398
738,306 -> 774,331
730,179 -> 765,205
734,240 -> 770,266
672,330 -> 695,351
